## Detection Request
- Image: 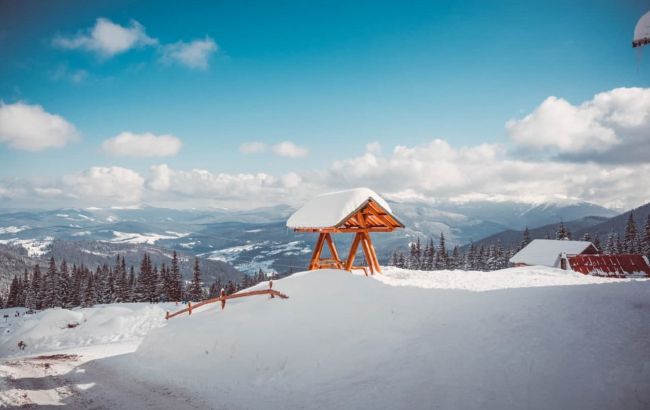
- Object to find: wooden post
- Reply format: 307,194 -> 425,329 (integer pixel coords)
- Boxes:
345,232 -> 362,271
165,311 -> 170,320
188,301 -> 192,315
359,234 -> 373,275
324,233 -> 343,268
364,232 -> 381,274
220,289 -> 226,310
269,280 -> 274,298
309,233 -> 327,270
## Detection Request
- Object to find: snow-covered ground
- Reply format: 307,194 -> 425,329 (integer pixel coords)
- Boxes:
1,267 -> 649,409
108,231 -> 189,245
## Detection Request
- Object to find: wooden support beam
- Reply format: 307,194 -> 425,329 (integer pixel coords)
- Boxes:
309,233 -> 326,270
364,232 -> 381,273
345,232 -> 362,271
359,233 -> 374,275
324,233 -> 343,269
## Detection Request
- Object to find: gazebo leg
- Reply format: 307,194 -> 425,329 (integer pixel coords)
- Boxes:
345,233 -> 362,271
360,233 -> 376,275
324,233 -> 343,269
364,232 -> 381,273
309,233 -> 326,270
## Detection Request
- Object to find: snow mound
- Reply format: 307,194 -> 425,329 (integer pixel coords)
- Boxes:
124,269 -> 650,409
0,304 -> 168,357
377,265 -> 635,292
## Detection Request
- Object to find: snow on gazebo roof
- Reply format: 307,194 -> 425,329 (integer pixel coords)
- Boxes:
509,239 -> 597,267
286,187 -> 400,230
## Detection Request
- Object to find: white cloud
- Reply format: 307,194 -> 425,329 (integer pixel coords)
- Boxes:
62,166 -> 144,204
161,37 -> 217,70
53,18 -> 157,57
272,141 -> 309,158
239,141 -> 267,154
0,102 -> 80,151
2,87 -> 648,210
240,141 -> 309,158
507,87 -> 650,162
102,132 -> 182,157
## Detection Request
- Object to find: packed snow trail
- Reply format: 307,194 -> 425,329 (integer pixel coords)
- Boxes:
1,268 -> 649,409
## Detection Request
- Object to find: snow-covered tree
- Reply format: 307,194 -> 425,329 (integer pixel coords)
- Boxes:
436,233 -> 447,269
643,215 -> 650,257
556,221 -> 571,240
623,212 -> 640,254
170,251 -> 183,302
519,227 -> 532,250
187,257 -> 203,301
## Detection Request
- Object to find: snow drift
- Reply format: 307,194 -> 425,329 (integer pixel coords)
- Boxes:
0,304 -> 168,357
118,268 -> 650,410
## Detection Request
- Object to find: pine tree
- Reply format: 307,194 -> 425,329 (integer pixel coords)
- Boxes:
593,236 -> 602,253
615,233 -> 623,254
623,212 -> 640,254
581,232 -> 592,242
6,276 -> 20,307
82,273 -> 96,307
435,233 -> 447,269
450,246 -> 460,270
128,265 -> 136,302
520,227 -> 532,250
605,233 -> 616,255
556,221 -> 570,240
188,257 -> 203,301
643,215 -> 650,257
42,256 -> 58,309
170,251 -> 183,302
55,259 -> 70,307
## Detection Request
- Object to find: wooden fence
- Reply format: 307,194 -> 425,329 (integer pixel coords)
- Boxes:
165,280 -> 289,320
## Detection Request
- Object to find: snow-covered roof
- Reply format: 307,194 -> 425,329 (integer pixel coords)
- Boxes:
509,239 -> 596,267
286,188 -> 394,229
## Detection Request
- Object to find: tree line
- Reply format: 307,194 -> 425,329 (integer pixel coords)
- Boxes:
390,213 -> 650,272
2,250 -> 269,310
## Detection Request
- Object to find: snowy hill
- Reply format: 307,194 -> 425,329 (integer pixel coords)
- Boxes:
1,267 -> 648,409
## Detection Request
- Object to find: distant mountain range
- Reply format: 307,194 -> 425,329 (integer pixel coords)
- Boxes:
0,199 -> 623,287
472,202 -> 650,251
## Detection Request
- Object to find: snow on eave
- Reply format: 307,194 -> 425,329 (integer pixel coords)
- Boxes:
286,187 -> 401,229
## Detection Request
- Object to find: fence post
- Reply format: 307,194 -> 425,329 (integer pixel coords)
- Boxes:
220,289 -> 226,310
165,311 -> 170,320
269,280 -> 274,298
188,301 -> 192,315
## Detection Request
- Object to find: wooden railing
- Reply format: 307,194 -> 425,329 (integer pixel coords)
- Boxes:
165,280 -> 289,320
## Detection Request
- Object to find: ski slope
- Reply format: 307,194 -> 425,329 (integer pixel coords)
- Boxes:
1,267 -> 649,409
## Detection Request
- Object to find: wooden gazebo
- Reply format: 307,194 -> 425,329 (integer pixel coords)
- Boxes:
287,188 -> 404,275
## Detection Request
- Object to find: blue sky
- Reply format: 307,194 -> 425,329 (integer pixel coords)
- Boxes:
1,0 -> 649,209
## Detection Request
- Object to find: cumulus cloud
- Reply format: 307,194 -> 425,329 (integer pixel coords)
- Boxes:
62,166 -> 144,204
0,102 -> 80,151
53,18 -> 157,57
145,164 -> 307,207
102,132 -> 182,157
507,87 -> 650,162
272,141 -> 309,158
239,141 -> 309,158
161,37 -> 217,70
323,140 -> 650,209
239,141 -> 267,154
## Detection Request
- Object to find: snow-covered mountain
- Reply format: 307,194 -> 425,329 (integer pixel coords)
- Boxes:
0,200 -> 616,279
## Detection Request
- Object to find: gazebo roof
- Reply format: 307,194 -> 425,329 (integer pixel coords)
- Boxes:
287,187 -> 403,232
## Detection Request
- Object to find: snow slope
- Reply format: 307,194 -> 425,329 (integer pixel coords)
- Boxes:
1,268 -> 649,409
0,304 -> 168,358
125,268 -> 649,410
